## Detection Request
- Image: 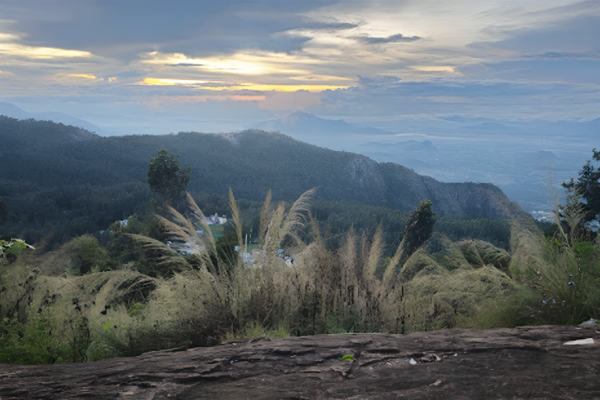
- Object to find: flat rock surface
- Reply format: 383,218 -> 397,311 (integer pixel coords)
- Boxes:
1,325 -> 599,399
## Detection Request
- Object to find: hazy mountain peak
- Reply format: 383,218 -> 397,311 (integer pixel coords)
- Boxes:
0,102 -> 114,136
0,102 -> 32,119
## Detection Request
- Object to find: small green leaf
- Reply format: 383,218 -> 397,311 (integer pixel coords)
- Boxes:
338,355 -> 355,361
103,319 -> 114,330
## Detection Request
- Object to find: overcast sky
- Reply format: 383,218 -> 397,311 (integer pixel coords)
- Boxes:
0,0 -> 598,134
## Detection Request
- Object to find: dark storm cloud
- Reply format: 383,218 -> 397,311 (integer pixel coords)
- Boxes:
352,33 -> 420,44
0,0 -> 344,59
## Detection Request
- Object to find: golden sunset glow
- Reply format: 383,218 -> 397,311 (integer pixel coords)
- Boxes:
140,78 -> 349,92
69,74 -> 97,79
411,66 -> 455,72
0,33 -> 20,41
142,51 -> 316,76
0,43 -> 92,59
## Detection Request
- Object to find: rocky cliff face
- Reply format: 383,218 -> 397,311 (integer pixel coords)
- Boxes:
1,325 -> 598,399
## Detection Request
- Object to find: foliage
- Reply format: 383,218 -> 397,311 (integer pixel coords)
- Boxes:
0,187 -> 542,365
64,234 -> 111,274
0,309 -> 90,365
0,311 -> 53,364
397,200 -> 437,264
147,148 -> 191,203
452,290 -> 538,329
562,148 -> 600,223
0,238 -> 34,264
0,181 -> 151,248
1,117 -> 516,250
524,236 -> 600,325
224,322 -> 290,342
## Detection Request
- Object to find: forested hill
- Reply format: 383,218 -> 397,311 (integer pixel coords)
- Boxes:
0,116 -> 526,219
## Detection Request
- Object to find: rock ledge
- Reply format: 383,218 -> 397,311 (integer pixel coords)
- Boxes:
1,325 -> 599,399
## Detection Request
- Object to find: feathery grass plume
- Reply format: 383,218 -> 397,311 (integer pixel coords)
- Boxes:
308,210 -> 323,248
282,187 -> 317,236
258,190 -> 272,245
160,195 -> 220,272
229,188 -> 243,258
364,224 -> 384,280
339,225 -> 358,292
263,187 -> 317,253
263,201 -> 286,253
163,204 -> 203,244
382,244 -> 403,291
123,234 -> 189,271
184,192 -> 216,250
553,189 -> 585,247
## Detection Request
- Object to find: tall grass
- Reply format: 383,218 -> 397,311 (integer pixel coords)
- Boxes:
116,188 -> 411,340
521,192 -> 600,325
8,187 -> 594,364
456,192 -> 600,329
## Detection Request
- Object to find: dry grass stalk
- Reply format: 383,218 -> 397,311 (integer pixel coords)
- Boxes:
258,190 -> 272,245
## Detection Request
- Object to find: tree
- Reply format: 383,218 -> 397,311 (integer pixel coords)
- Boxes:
64,234 -> 110,274
399,200 -> 437,258
147,148 -> 191,203
562,148 -> 600,223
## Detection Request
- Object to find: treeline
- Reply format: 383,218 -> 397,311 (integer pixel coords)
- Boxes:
0,181 -> 151,248
0,180 -> 512,254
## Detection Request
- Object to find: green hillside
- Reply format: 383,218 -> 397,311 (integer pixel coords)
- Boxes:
0,117 -> 527,245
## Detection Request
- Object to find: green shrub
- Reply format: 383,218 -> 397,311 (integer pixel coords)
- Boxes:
0,309 -> 89,365
65,234 -> 110,274
0,311 -> 53,364
524,237 -> 599,325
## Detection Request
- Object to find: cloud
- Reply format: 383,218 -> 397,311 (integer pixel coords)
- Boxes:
320,77 -> 600,122
259,90 -> 321,111
459,59 -> 600,84
0,1 -> 343,60
470,14 -> 600,56
357,75 -> 401,87
523,52 -> 600,60
412,66 -> 455,72
352,33 -> 420,44
139,77 -> 349,92
308,21 -> 358,31
0,42 -> 93,59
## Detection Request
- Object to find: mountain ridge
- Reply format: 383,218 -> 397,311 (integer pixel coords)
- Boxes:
0,102 -> 114,136
0,116 -> 528,220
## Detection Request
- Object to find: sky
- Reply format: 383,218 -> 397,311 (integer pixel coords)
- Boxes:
0,0 -> 599,135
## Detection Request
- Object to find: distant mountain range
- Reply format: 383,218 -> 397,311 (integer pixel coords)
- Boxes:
253,111 -> 597,216
0,102 -> 115,136
2,102 -> 594,217
0,116 -> 527,220
254,111 -> 395,150
255,111 -> 393,136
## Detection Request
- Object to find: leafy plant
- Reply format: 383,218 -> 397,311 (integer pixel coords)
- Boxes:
524,196 -> 600,325
64,234 -> 110,274
0,238 -> 34,264
562,148 -> 600,224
